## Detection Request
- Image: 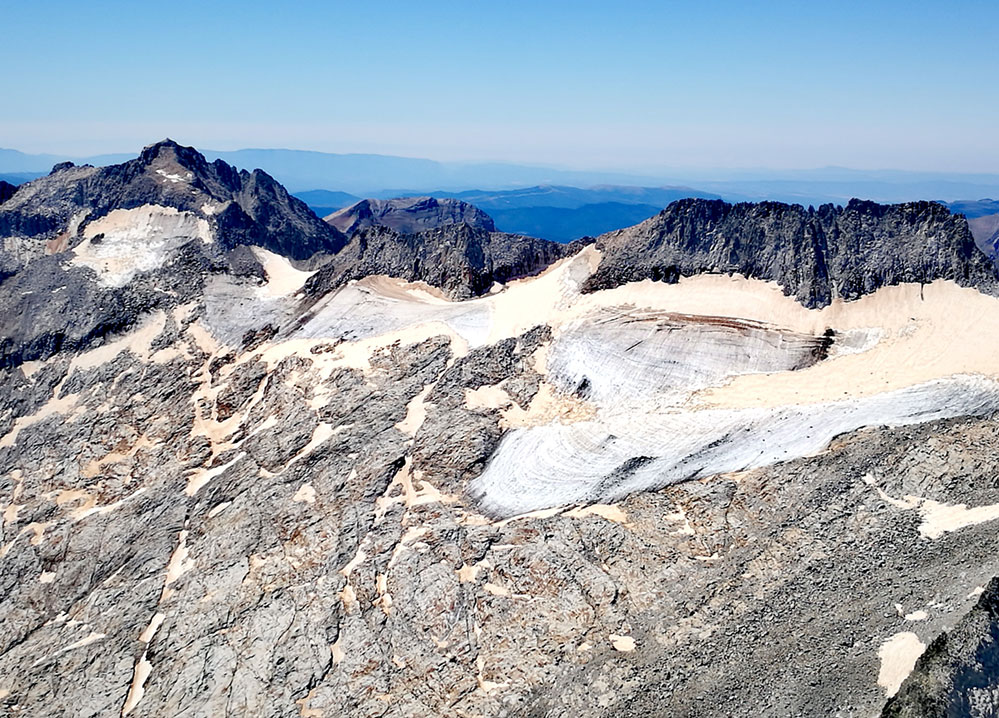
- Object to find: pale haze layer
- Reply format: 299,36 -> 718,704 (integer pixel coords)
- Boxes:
2,0 -> 997,172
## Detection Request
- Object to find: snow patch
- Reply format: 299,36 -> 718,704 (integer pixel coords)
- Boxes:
878,631 -> 925,696
155,168 -> 193,183
72,205 -> 211,287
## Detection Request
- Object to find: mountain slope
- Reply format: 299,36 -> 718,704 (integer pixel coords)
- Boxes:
0,139 -> 348,262
2,147 -> 999,717
305,222 -> 573,301
882,576 -> 999,717
943,199 -> 999,257
968,214 -> 999,257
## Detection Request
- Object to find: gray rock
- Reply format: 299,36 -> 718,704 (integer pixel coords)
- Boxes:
0,139 -> 348,260
326,196 -> 496,234
304,224 -> 575,300
583,198 -> 999,307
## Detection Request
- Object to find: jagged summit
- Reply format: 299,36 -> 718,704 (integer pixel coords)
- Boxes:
0,139 -> 348,262
49,160 -> 78,174
584,197 -> 999,307
326,195 -> 497,234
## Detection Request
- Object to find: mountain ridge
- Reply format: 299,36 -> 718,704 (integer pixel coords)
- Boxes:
584,197 -> 999,307
0,139 -> 348,262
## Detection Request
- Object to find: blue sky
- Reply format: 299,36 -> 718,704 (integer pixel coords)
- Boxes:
3,0 -> 997,171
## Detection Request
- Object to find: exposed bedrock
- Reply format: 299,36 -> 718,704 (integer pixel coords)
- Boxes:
583,198 -> 999,307
0,139 -> 346,260
0,180 -> 18,207
302,222 -> 575,300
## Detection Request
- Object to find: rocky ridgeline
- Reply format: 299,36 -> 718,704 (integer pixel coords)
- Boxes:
0,141 -> 569,366
327,196 -> 497,234
318,196 -> 586,299
584,198 -> 999,307
884,577 -> 999,717
305,223 -> 577,300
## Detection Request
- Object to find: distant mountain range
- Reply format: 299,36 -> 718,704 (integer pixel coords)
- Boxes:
0,147 -> 677,195
302,186 -> 721,243
4,145 -> 999,205
482,203 -> 662,243
281,186 -> 716,243
945,199 -> 999,218
325,196 -> 497,235
291,189 -> 362,218
426,184 -> 718,209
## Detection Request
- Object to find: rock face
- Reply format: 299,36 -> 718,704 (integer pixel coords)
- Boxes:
326,196 -> 497,234
304,223 -> 577,300
883,577 -> 999,717
584,198 -> 999,306
2,142 -> 999,717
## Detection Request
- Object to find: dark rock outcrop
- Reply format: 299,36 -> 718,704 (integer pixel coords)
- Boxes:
304,223 -> 579,300
0,141 -> 352,366
583,198 -> 999,307
326,196 -> 497,234
883,577 -> 999,718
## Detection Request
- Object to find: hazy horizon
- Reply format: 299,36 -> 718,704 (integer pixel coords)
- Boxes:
4,0 -> 998,173
5,141 -> 999,183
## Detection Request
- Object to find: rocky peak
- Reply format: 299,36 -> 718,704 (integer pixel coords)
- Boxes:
326,195 -> 497,234
0,140 -> 347,261
136,137 -> 198,166
49,161 -> 77,174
